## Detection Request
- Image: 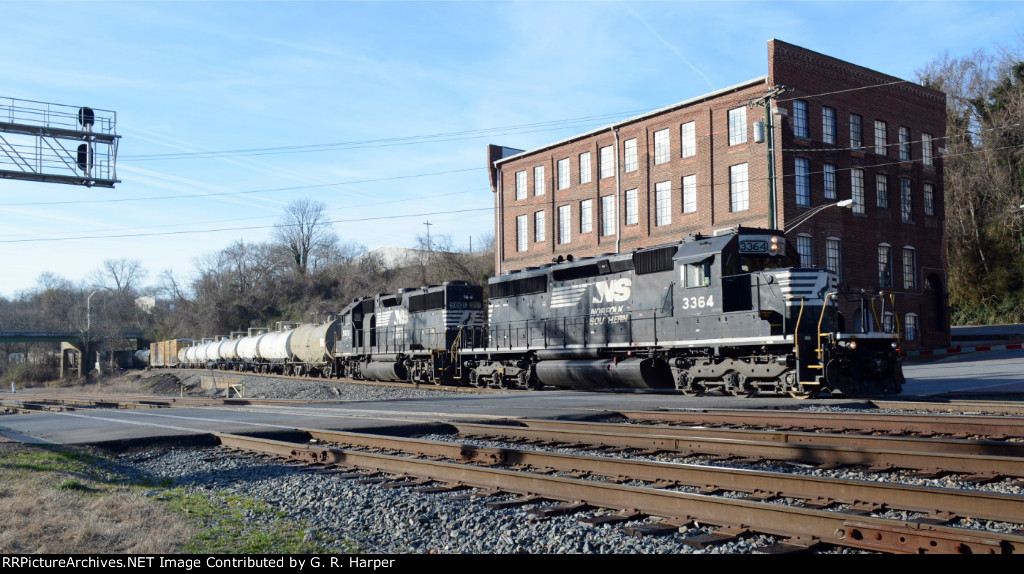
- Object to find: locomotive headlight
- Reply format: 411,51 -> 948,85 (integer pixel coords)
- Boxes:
848,341 -> 858,350
770,236 -> 780,253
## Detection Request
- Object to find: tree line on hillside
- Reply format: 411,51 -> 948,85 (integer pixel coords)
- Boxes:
0,198 -> 494,381
916,42 -> 1024,324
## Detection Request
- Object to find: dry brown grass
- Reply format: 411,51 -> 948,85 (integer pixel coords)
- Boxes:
0,443 -> 193,554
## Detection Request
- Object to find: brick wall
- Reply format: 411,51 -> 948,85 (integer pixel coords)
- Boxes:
488,40 -> 948,348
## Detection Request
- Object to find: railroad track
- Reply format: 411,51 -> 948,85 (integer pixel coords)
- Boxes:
215,426 -> 1024,554
5,391 -> 1024,553
620,407 -> 1024,438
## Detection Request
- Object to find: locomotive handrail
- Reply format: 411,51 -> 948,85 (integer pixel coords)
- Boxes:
814,291 -> 839,367
870,294 -> 883,333
783,295 -> 805,362
888,292 -> 901,341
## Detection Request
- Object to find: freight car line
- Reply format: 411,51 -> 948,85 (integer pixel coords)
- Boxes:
159,228 -> 905,399
215,431 -> 1024,554
621,408 -> 1024,438
295,426 -> 1024,525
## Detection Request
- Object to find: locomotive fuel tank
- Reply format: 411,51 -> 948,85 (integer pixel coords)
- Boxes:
535,358 -> 673,389
361,360 -> 408,382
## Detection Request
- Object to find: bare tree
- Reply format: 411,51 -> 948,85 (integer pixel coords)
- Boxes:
90,258 -> 148,296
273,199 -> 339,275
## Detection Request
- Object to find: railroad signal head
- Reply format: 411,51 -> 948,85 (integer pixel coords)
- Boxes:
76,144 -> 92,172
78,107 -> 95,128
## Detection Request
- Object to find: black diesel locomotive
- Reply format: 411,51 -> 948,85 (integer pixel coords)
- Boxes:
333,227 -> 904,398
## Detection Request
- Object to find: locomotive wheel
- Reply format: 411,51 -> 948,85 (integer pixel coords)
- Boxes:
515,370 -> 531,390
468,369 -> 487,388
680,381 -> 705,397
723,371 -> 755,397
787,388 -> 820,399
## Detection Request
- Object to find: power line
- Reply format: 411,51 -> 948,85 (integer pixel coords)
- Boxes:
0,207 -> 493,244
0,187 -> 489,239
0,167 -> 484,207
119,110 -> 653,161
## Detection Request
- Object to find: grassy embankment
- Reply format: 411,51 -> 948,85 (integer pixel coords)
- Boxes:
0,441 -> 344,554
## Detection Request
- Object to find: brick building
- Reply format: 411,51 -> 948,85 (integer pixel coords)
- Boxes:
487,39 -> 948,349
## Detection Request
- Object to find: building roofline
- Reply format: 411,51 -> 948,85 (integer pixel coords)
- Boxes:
493,75 -> 768,167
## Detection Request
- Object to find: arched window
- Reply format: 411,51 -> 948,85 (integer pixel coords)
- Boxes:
905,313 -> 919,341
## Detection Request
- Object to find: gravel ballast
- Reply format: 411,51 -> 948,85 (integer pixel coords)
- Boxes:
102,372 -> 1021,554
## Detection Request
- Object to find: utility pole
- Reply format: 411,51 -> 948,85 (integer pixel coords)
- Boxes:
423,220 -> 432,252
750,85 -> 790,230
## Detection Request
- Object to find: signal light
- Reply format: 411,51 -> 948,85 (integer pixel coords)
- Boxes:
76,143 -> 92,172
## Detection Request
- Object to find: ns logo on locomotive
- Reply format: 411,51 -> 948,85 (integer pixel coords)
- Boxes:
154,227 -> 903,398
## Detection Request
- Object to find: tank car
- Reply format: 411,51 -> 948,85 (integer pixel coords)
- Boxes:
288,319 -> 341,377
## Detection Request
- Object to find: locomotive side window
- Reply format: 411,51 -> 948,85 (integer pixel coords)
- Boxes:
684,260 -> 712,287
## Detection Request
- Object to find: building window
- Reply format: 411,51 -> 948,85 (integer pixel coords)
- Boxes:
905,314 -> 919,341
682,174 -> 696,213
824,163 -> 836,199
899,126 -> 911,161
822,107 -> 836,144
793,100 -> 808,138
625,189 -> 638,225
515,171 -> 527,201
654,129 -> 670,165
876,174 -> 889,208
730,163 -> 749,212
874,120 -> 887,156
922,133 -> 934,166
901,177 -> 913,223
655,181 -> 671,226
878,244 -> 892,288
600,195 -> 615,236
534,166 -> 545,196
851,169 -> 865,214
599,146 -> 614,178
795,157 -> 810,206
516,215 -> 528,252
580,199 -> 593,234
924,183 -> 935,216
624,139 -> 637,172
903,246 -> 917,290
558,205 -> 571,244
850,113 -> 863,150
882,311 -> 895,334
557,158 -> 570,190
797,234 -> 813,267
826,237 -> 842,282
728,107 -> 747,145
579,152 -> 592,184
680,121 -> 696,158
534,210 -> 545,243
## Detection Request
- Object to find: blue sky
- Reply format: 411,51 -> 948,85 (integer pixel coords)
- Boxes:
1,1 -> 1021,297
